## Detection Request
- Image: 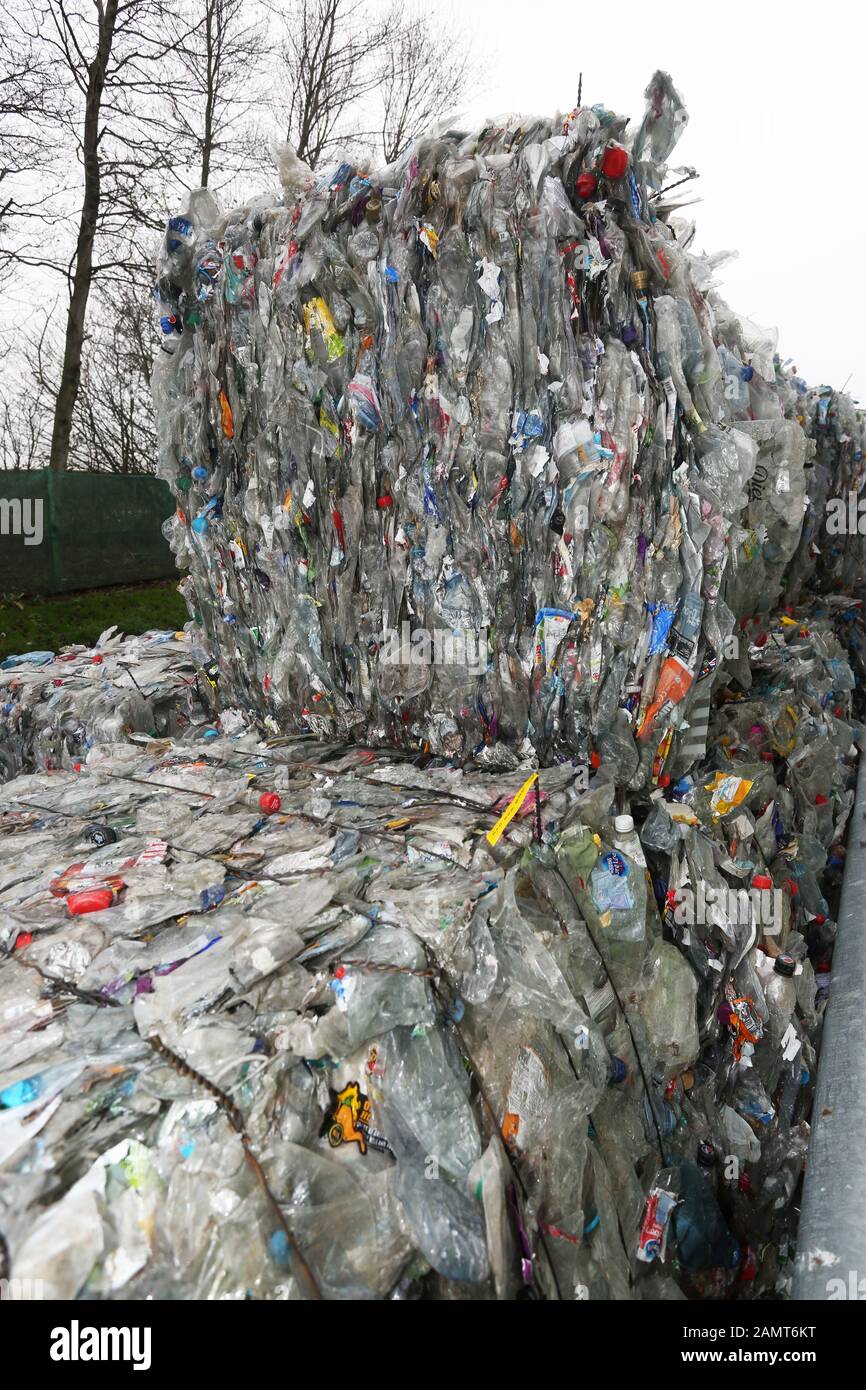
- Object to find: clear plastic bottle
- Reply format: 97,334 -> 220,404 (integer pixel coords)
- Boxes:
589,834 -> 646,943
612,812 -> 647,868
764,953 -> 798,1038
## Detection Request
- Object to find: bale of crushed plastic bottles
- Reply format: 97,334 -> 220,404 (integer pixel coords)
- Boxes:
0,590 -> 863,1300
152,70 -> 864,772
0,630 -> 204,783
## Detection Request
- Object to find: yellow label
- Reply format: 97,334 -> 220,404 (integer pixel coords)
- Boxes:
303,296 -> 345,360
704,771 -> 753,818
418,224 -> 439,257
486,772 -> 538,846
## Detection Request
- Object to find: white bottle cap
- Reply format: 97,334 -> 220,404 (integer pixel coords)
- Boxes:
614,813 -> 634,833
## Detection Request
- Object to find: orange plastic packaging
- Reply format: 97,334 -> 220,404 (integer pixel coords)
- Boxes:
637,656 -> 694,742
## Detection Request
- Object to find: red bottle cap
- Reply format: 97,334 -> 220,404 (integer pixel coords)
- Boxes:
752,874 -> 772,890
376,494 -> 393,508
67,888 -> 115,915
92,654 -> 103,664
575,172 -> 598,199
258,791 -> 281,815
601,145 -> 628,179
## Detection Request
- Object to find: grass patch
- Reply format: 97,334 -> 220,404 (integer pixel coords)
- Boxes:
0,581 -> 189,661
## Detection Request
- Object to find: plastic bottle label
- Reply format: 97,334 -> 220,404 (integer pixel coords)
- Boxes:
590,851 -> 635,912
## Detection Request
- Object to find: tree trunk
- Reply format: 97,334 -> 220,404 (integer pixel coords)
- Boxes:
200,0 -> 215,187
48,0 -> 119,471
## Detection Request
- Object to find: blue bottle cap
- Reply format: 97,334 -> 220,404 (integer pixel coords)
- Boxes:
609,1055 -> 628,1084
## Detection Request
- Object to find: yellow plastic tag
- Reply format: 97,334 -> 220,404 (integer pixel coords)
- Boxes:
486,772 -> 538,846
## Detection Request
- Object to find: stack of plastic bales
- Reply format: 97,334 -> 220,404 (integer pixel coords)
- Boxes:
1,72 -> 865,1304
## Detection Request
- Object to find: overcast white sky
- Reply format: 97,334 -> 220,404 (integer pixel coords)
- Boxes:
6,1 -> 862,408
433,0 -> 865,401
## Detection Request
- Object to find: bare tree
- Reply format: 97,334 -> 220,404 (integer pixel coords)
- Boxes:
2,0 -> 270,477
70,281 -> 158,473
1,0 -> 475,482
0,311 -> 57,469
17,0 -> 195,471
46,0 -> 120,471
2,277 -> 159,474
275,0 -> 472,170
277,0 -> 391,167
0,5 -> 65,284
161,0 -> 266,192
378,7 -> 469,165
